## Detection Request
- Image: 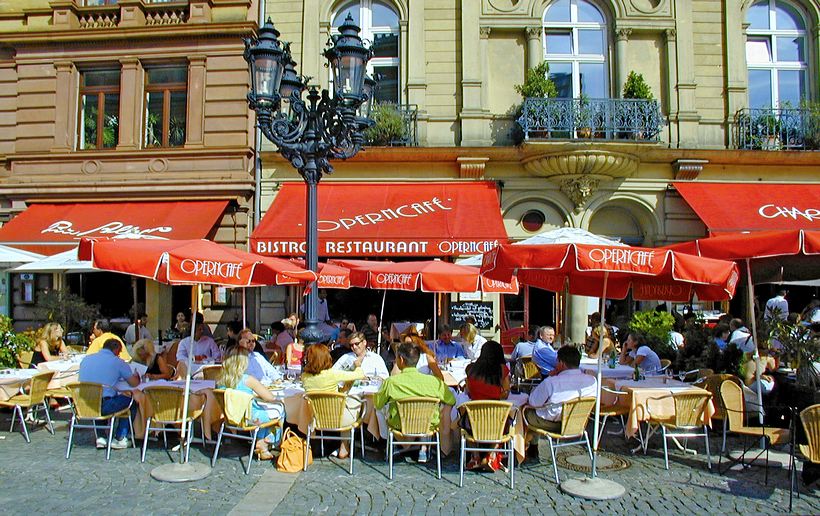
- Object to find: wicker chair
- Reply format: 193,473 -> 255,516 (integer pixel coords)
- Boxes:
387,396 -> 442,480
198,365 -> 223,382
597,386 -> 630,444
211,389 -> 285,474
658,359 -> 672,373
0,371 -> 55,443
457,400 -> 517,488
16,350 -> 33,369
645,392 -> 713,470
697,373 -> 742,452
64,382 -> 135,460
718,380 -> 791,483
140,385 -> 205,463
525,396 -> 596,485
799,404 -> 820,466
268,349 -> 283,366
304,392 -> 366,474
513,357 -> 542,393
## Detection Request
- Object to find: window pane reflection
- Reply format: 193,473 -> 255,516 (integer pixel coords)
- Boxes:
748,69 -> 772,108
548,62 -> 573,98
579,63 -> 605,98
545,31 -> 572,54
373,65 -> 398,103
373,33 -> 398,58
777,70 -> 804,106
544,0 -> 570,22
578,30 -> 603,55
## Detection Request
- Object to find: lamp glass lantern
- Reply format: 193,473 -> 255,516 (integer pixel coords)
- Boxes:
360,75 -> 377,118
246,20 -> 287,108
324,13 -> 371,106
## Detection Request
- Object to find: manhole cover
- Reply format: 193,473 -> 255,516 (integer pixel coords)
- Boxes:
555,450 -> 631,472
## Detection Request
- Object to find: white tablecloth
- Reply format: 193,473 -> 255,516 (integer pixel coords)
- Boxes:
36,355 -> 85,372
580,357 -> 635,379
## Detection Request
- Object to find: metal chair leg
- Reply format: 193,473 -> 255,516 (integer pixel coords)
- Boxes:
662,426 -> 669,470
509,439 -> 515,490
436,432 -> 442,480
42,403 -> 54,435
584,431 -> 593,464
16,406 -> 30,443
105,418 -> 115,461
547,436 -> 560,485
459,436 -> 466,488
185,421 -> 194,463
141,418 -> 151,463
721,418 -> 727,454
211,423 -> 225,468
128,416 -> 136,448
65,416 -> 76,459
704,426 -> 711,471
359,426 -> 365,459
349,428 -> 355,475
388,433 -> 394,480
304,428 -> 311,472
246,428 -> 259,475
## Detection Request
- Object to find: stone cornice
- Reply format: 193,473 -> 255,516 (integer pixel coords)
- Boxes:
0,21 -> 257,45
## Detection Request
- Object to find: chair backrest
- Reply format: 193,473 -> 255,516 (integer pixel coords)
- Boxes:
305,392 -> 348,429
672,392 -> 712,428
17,350 -> 33,369
213,388 -> 255,427
67,345 -> 87,354
268,349 -> 283,366
660,359 -> 672,369
519,357 -> 541,380
395,396 -> 440,435
800,404 -> 820,464
163,340 -> 180,367
143,386 -> 190,423
697,368 -> 714,379
719,379 -> 746,430
560,396 -> 597,437
28,371 -> 55,404
462,400 -> 513,441
703,373 -> 740,420
66,382 -> 104,418
199,365 -> 223,381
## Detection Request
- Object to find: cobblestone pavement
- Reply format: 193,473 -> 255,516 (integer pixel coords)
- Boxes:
1,409 -> 819,515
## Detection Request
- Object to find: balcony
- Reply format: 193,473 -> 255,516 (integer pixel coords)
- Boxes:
734,107 -> 820,151
517,97 -> 664,142
365,104 -> 418,147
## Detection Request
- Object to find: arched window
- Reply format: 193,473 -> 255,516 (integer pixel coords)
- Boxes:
746,0 -> 809,108
333,1 -> 400,104
542,0 -> 608,99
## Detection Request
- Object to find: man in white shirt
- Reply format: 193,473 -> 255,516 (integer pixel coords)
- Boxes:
124,314 -> 152,347
764,289 -> 789,322
238,329 -> 281,384
526,346 -> 597,434
333,331 -> 389,379
729,318 -> 755,352
177,321 -> 221,366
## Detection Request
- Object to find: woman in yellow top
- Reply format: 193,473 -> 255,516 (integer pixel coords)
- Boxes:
301,343 -> 364,459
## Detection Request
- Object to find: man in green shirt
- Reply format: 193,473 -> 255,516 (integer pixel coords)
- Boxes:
374,341 -> 456,432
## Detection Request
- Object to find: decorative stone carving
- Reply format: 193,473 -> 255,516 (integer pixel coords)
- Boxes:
80,160 -> 101,175
457,157 -> 489,179
623,0 -> 672,18
148,158 -> 169,173
525,26 -> 542,40
479,26 -> 491,39
672,159 -> 708,180
561,176 -> 600,213
487,0 -> 523,13
630,0 -> 663,13
523,150 -> 638,179
664,28 -> 677,42
616,28 -> 633,42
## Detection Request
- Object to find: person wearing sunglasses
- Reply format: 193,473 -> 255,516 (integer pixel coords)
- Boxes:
332,331 -> 389,379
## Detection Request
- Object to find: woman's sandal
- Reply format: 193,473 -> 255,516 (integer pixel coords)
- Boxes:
256,448 -> 275,461
466,457 -> 482,470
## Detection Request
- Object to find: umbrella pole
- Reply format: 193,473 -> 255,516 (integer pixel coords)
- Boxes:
377,290 -> 386,355
560,272 -> 624,500
591,272 -> 608,478
178,283 -> 199,464
433,293 -> 437,337
242,288 -> 246,329
745,259 -> 765,427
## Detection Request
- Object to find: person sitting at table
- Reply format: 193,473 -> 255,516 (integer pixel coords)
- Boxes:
509,326 -> 538,362
712,323 -> 731,351
526,346 -> 596,438
330,327 -> 353,363
396,334 -> 445,381
462,340 -> 510,471
31,322 -> 68,366
362,313 -> 388,349
217,348 -> 284,460
223,321 -> 243,353
237,329 -> 281,384
532,326 -> 559,375
176,321 -> 221,373
586,325 -> 617,359
302,343 -> 365,459
285,337 -> 304,369
124,312 -> 152,347
433,325 -> 465,363
87,319 -> 131,361
132,339 -> 173,381
459,322 -> 487,360
743,344 -> 778,398
333,331 -> 389,379
79,338 -> 140,450
275,318 -> 296,354
375,341 -> 456,463
619,332 -> 662,372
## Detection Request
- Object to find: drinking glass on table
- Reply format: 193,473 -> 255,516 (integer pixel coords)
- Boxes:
665,368 -> 674,383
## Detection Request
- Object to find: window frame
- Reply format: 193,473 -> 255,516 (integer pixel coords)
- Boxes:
745,0 -> 809,108
332,0 -> 401,104
143,66 -> 188,148
542,0 -> 610,99
78,68 -> 121,150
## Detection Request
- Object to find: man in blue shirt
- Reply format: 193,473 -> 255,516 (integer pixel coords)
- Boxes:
433,325 -> 465,362
78,338 -> 140,449
532,326 -> 559,375
238,328 -> 282,384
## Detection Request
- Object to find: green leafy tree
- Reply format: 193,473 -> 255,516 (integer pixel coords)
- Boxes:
35,290 -> 101,335
365,102 -> 407,146
0,315 -> 35,369
514,61 -> 558,99
628,310 -> 676,359
622,71 -> 654,100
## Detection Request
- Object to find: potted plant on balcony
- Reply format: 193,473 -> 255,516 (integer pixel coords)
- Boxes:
622,71 -> 654,140
800,99 -> 820,150
365,102 -> 407,146
754,111 -> 782,150
576,94 -> 594,139
513,61 -> 558,141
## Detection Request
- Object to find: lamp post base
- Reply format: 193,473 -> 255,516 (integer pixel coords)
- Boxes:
299,320 -> 326,345
150,462 -> 212,483
560,477 -> 625,500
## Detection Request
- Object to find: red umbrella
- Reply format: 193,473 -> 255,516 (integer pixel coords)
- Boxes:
78,238 -> 317,286
287,259 -> 351,289
480,242 -> 739,482
665,229 -> 820,426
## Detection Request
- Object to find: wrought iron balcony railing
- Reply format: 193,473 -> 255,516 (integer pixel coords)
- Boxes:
365,103 -> 418,147
734,107 -> 820,151
517,97 -> 664,142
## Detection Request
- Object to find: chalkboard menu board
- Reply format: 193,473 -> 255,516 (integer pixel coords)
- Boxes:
450,301 -> 494,330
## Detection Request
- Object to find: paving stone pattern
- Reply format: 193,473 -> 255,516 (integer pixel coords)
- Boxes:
1,410 -> 819,515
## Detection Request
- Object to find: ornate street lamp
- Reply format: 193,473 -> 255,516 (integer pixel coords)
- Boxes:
245,15 -> 373,343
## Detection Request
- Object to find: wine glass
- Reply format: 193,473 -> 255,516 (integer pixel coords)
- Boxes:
677,369 -> 687,383
286,369 -> 296,383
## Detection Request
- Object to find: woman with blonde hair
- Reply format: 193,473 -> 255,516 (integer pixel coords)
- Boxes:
31,322 -> 67,366
132,339 -> 173,380
586,324 -> 616,359
459,322 -> 487,360
217,348 -> 285,460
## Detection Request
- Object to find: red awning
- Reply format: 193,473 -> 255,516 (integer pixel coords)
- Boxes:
673,182 -> 820,233
0,201 -> 228,255
251,182 -> 508,257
